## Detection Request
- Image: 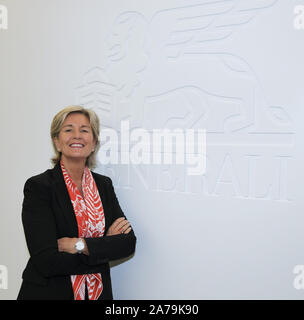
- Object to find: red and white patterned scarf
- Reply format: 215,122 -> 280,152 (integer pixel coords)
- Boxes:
61,161 -> 105,300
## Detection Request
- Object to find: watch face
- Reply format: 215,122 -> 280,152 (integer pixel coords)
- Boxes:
76,239 -> 84,250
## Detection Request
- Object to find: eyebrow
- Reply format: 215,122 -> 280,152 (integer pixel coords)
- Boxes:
62,124 -> 91,128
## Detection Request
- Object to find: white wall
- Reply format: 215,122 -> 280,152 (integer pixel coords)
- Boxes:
1,0 -> 304,299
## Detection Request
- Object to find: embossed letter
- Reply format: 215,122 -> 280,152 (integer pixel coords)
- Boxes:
293,265 -> 304,290
294,5 -> 304,30
0,265 -> 8,290
0,5 -> 8,30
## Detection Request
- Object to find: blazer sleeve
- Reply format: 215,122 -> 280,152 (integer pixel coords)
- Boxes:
84,177 -> 137,266
22,177 -> 106,278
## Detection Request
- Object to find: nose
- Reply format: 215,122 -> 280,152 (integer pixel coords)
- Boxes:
72,129 -> 82,139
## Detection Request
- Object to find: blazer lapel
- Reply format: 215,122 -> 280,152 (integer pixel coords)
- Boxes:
51,162 -> 79,237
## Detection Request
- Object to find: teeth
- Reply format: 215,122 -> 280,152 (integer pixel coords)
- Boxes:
70,144 -> 84,147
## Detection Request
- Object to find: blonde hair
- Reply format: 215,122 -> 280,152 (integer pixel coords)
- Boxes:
50,105 -> 100,169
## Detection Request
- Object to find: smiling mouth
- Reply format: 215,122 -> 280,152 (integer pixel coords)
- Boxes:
69,143 -> 84,148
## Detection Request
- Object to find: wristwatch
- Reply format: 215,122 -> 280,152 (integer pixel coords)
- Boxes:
75,238 -> 85,254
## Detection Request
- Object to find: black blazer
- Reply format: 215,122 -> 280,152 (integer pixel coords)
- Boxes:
17,162 -> 136,300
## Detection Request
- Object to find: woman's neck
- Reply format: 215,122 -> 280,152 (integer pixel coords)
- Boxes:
61,156 -> 86,182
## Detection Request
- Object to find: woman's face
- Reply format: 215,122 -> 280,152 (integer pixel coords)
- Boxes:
54,112 -> 96,164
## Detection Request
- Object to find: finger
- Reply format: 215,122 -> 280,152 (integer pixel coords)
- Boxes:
106,219 -> 126,236
57,238 -> 64,246
123,226 -> 132,234
120,222 -> 131,233
113,219 -> 128,231
111,217 -> 125,228
57,242 -> 63,251
117,220 -> 130,231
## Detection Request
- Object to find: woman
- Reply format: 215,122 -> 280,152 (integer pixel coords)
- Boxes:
17,106 -> 136,300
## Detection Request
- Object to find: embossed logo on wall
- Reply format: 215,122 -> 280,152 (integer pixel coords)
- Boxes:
0,265 -> 8,290
293,265 -> 304,290
0,4 -> 7,30
294,5 -> 304,29
76,0 -> 294,201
